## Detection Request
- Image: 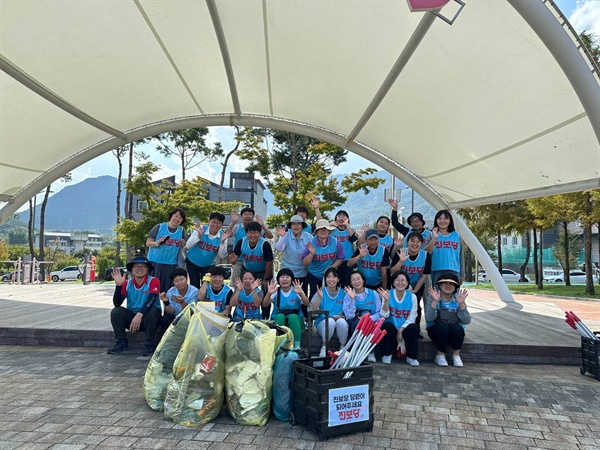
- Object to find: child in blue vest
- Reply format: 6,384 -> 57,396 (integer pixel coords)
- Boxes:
430,210 -> 463,285
264,268 -> 309,349
230,271 -> 263,322
197,265 -> 233,317
377,271 -> 420,366
425,272 -> 471,367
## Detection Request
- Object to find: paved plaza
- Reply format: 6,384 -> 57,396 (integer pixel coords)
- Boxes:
0,345 -> 598,450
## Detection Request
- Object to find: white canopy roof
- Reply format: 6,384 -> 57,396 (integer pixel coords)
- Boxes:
1,0 -> 599,223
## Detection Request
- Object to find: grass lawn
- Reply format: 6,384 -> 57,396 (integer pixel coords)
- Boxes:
468,282 -> 600,299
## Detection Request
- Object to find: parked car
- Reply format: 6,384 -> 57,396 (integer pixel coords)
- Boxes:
478,269 -> 529,283
544,270 -> 599,284
217,264 -> 232,279
1,270 -> 43,282
103,267 -> 128,281
50,266 -> 82,282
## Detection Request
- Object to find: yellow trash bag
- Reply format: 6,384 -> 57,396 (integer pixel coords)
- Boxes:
225,319 -> 277,426
163,308 -> 228,426
144,304 -> 196,411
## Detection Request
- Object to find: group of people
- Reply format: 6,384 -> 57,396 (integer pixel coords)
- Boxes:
107,199 -> 471,367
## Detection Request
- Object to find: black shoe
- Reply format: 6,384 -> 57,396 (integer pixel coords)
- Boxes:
141,345 -> 155,357
107,341 -> 129,354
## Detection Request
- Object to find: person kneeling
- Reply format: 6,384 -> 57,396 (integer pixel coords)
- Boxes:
108,256 -> 161,356
377,271 -> 420,366
425,272 -> 471,367
264,268 -> 309,350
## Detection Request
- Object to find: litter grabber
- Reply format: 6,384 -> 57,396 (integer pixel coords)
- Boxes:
565,311 -> 598,340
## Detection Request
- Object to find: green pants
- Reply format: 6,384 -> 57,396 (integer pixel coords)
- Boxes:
274,313 -> 303,347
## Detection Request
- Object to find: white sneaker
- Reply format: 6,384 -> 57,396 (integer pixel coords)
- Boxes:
452,355 -> 463,367
319,346 -> 326,358
434,354 -> 448,366
367,352 -> 376,363
406,357 -> 420,367
381,355 -> 392,364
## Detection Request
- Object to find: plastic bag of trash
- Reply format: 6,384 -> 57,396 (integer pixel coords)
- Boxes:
144,304 -> 196,411
272,349 -> 301,421
163,308 -> 228,426
225,319 -> 277,426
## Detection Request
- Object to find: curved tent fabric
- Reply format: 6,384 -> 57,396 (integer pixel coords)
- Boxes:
1,0 -> 599,218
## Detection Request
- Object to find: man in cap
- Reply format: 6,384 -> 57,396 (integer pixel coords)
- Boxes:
108,256 -> 161,356
348,228 -> 390,290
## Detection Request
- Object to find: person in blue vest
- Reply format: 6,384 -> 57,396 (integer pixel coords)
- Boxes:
343,271 -> 382,362
108,256 -> 161,356
197,265 -> 233,317
347,229 -> 390,290
357,216 -> 395,253
158,267 -> 199,332
301,219 -> 345,304
377,271 -> 420,366
309,267 -> 348,357
389,232 -> 432,334
225,207 -> 273,287
387,198 -> 434,253
185,212 -> 232,288
264,268 -> 309,349
230,271 -> 263,322
146,208 -> 188,292
274,214 -> 313,293
425,272 -> 471,367
430,210 -> 464,285
313,207 -> 359,289
229,221 -> 274,317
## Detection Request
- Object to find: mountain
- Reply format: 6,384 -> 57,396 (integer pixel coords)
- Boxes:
18,176 -> 125,235
16,171 -> 436,236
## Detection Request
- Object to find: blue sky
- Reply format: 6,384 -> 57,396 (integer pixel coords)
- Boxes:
47,0 -> 599,199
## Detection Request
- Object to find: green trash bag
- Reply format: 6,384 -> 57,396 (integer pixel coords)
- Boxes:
163,308 -> 228,426
225,319 -> 277,426
144,304 -> 196,411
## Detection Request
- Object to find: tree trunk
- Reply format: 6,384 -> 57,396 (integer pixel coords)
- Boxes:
38,185 -> 51,278
115,149 -> 123,267
533,228 -> 539,284
496,231 -> 503,271
465,246 -> 473,282
125,143 -> 134,262
181,153 -> 186,181
519,230 -> 531,282
28,198 -> 35,257
219,127 -> 241,202
538,229 -> 544,290
563,221 -> 571,286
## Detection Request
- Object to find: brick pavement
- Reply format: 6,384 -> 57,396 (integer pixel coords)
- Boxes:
0,346 -> 598,450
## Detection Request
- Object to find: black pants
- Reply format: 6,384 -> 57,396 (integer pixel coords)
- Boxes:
185,258 -> 211,289
412,285 -> 425,327
110,306 -> 160,347
427,322 -> 465,353
337,261 -> 353,289
150,262 -> 177,292
377,322 -> 419,359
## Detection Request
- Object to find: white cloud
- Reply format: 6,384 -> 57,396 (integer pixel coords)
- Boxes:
570,0 -> 600,37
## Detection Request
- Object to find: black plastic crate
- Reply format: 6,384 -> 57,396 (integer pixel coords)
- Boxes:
293,356 -> 374,440
580,332 -> 600,381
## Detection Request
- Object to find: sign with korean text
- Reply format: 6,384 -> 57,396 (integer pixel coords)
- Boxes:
328,384 -> 370,427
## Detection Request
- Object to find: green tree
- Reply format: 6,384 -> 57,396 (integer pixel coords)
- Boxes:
552,231 -> 583,273
8,230 -> 27,245
238,130 -> 385,226
580,30 -> 600,66
155,128 -> 224,181
116,163 -> 241,248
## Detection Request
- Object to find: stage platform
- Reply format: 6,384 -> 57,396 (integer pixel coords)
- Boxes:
1,283 -> 598,365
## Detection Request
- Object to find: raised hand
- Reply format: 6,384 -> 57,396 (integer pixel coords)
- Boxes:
267,278 -> 277,295
394,237 -> 404,248
377,287 -> 389,302
428,286 -> 441,303
277,225 -> 286,237
293,279 -> 303,294
234,277 -> 243,290
456,288 -> 469,306
387,198 -> 398,210
228,253 -> 238,264
397,248 -> 409,264
358,243 -> 368,258
362,223 -> 370,232
256,215 -> 265,226
252,278 -> 263,290
230,210 -> 240,223
310,196 -> 320,209
432,227 -> 439,239
344,286 -> 356,300
315,285 -> 323,300
112,268 -> 126,286
220,229 -> 232,243
306,242 -> 316,255
195,222 -> 204,235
